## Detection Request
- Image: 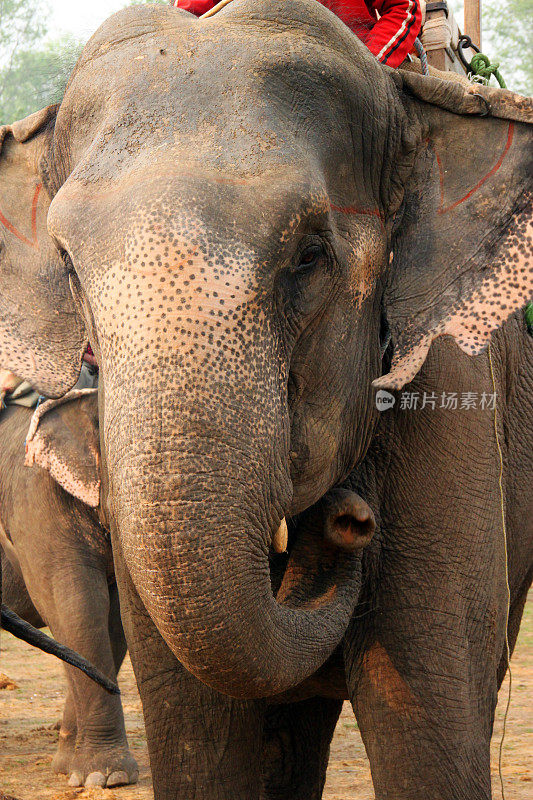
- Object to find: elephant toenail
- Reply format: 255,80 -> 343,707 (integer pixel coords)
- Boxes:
107,770 -> 130,787
68,772 -> 83,787
85,771 -> 106,787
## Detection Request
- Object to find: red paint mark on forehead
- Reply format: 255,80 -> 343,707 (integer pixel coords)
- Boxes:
0,183 -> 42,249
330,203 -> 385,229
330,204 -> 383,219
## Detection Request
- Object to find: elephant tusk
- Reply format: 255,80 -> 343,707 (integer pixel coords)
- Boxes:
272,518 -> 288,554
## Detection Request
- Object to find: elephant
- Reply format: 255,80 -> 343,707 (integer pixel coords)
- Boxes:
0,1 -> 531,798
0,390 -> 139,788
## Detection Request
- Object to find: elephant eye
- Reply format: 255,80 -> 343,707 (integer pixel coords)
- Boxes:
295,243 -> 327,272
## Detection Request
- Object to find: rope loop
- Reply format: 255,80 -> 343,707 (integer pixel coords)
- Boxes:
457,35 -> 507,89
470,52 -> 507,88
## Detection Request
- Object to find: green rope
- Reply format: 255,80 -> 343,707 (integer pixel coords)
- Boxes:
469,53 -> 506,88
525,302 -> 533,335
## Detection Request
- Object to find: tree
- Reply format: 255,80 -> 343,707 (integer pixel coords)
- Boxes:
0,35 -> 81,122
483,0 -> 533,96
0,0 -> 81,123
449,0 -> 533,95
0,0 -> 165,124
0,0 -> 47,73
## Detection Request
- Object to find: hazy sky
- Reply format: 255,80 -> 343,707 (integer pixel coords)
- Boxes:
48,0 -> 138,40
46,0 -> 468,48
48,0 -> 466,41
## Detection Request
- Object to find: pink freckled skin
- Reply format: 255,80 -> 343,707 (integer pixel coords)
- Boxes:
26,433 -> 100,507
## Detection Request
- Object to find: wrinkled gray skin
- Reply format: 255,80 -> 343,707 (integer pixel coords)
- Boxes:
263,314 -> 533,800
0,396 -> 138,788
0,2 -> 531,798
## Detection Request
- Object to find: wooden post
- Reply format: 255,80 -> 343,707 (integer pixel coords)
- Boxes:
464,0 -> 482,49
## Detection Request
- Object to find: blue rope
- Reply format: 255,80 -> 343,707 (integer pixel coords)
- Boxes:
414,37 -> 429,76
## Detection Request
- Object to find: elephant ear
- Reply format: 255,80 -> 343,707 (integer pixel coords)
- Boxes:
374,74 -> 533,390
25,390 -> 100,507
0,106 -> 87,397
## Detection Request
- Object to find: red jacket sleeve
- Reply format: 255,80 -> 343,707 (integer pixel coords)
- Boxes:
172,0 -> 215,15
172,0 -> 421,68
364,0 -> 422,67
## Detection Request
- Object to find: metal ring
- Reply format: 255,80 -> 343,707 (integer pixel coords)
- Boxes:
470,92 -> 492,117
456,34 -> 480,73
458,34 -> 481,54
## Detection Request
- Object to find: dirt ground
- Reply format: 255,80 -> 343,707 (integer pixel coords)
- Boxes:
1,595 -> 531,800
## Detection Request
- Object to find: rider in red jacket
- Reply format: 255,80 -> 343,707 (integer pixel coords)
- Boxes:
171,0 -> 422,68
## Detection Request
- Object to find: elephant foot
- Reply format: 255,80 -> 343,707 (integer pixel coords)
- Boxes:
51,727 -> 76,776
53,738 -> 138,788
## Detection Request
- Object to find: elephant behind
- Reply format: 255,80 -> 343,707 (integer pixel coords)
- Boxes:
0,387 -> 138,788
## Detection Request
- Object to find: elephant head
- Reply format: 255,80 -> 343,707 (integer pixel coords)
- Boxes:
0,1 -> 531,698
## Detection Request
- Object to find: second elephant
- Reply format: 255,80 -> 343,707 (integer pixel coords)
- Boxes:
0,390 -> 138,789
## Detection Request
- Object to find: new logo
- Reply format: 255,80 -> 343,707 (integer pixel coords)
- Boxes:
375,390 -> 396,411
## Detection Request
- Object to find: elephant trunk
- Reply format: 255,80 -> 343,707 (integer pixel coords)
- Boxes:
97,218 -> 361,698
106,391 -> 360,700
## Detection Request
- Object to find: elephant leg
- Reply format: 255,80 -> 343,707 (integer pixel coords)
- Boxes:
497,565 -> 533,688
342,343 -> 521,800
53,684 -> 78,775
2,547 -> 135,784
107,581 -> 128,676
346,581 -> 503,800
51,576 -> 132,785
345,530 -> 502,800
261,697 -> 342,800
113,538 -> 264,800
137,649 -> 264,800
28,564 -> 137,788
345,511 -> 503,796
